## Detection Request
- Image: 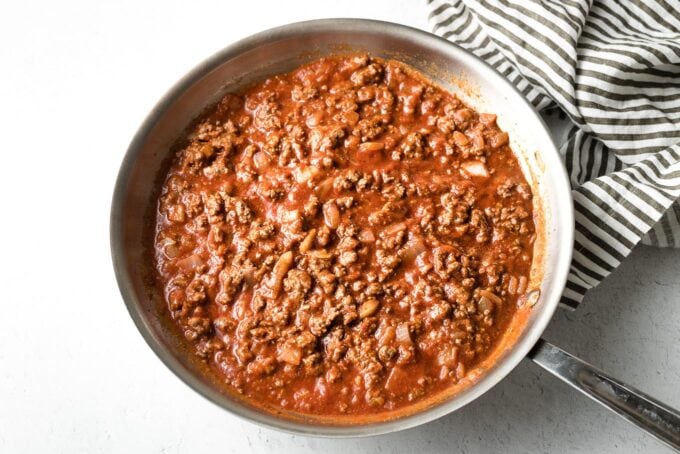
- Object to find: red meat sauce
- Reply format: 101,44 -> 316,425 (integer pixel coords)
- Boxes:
154,55 -> 535,416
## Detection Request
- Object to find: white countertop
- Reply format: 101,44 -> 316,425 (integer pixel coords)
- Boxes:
1,1 -> 678,452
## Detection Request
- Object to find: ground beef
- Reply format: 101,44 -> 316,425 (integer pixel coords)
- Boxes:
154,55 -> 536,417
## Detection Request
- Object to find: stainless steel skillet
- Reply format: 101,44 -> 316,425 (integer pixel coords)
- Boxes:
110,18 -> 680,449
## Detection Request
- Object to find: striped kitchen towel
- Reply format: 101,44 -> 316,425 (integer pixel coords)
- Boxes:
426,0 -> 680,308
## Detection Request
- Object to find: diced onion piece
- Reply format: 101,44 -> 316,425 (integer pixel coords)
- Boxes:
359,141 -> 384,152
306,111 -> 323,127
432,174 -> 452,185
276,206 -> 301,224
525,289 -> 541,307
177,254 -> 202,272
268,251 -> 293,297
323,201 -> 340,229
277,344 -> 302,366
252,151 -> 271,171
308,249 -> 332,259
359,299 -> 380,319
472,133 -> 485,149
456,362 -> 466,379
316,177 -> 334,198
314,377 -> 329,398
489,131 -> 509,148
477,296 -> 494,314
507,275 -> 518,295
272,251 -> 293,280
378,325 -> 395,347
453,131 -> 469,147
479,113 -> 497,126
343,110 -> 359,126
299,229 -> 317,253
517,275 -> 528,294
396,323 -> 412,345
478,289 -> 502,305
437,346 -> 459,367
383,221 -> 407,236
164,244 -> 181,258
385,367 -> 407,393
359,229 -> 375,243
242,264 -> 257,287
402,236 -> 426,263
461,160 -> 489,178
159,236 -> 176,247
159,237 -> 180,258
294,165 -> 319,184
167,204 -> 186,223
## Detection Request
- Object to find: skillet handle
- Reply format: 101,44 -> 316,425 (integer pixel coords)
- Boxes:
528,339 -> 680,451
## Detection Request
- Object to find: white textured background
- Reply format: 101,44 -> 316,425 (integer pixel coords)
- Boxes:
0,1 -> 678,452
